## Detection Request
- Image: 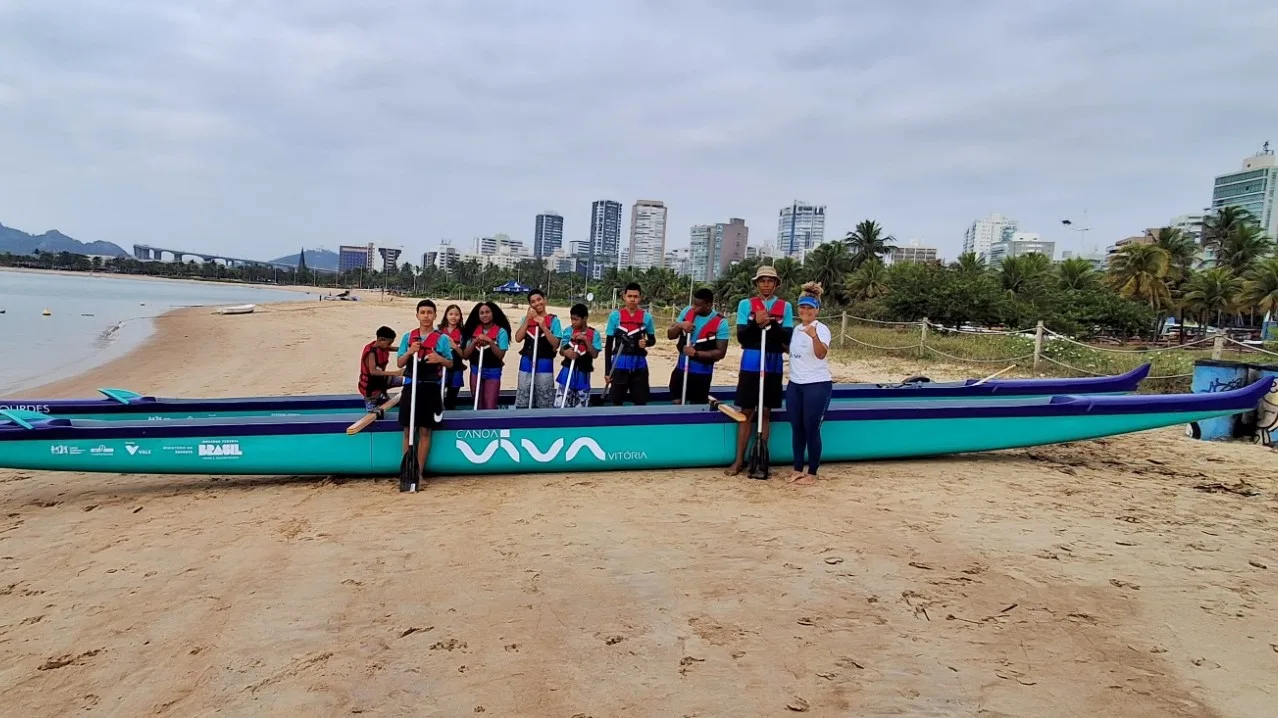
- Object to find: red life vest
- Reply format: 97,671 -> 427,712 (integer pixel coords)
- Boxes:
406,328 -> 445,381
561,327 -> 597,373
470,324 -> 502,375
442,326 -> 462,347
618,308 -> 647,334
749,296 -> 788,324
681,308 -> 724,345
358,341 -> 391,397
519,313 -> 557,359
472,324 -> 500,341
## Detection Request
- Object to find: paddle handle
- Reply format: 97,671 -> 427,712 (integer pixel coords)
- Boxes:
559,357 -> 576,408
973,365 -> 1015,386
757,325 -> 768,434
473,346 -> 485,411
679,331 -> 690,405
345,392 -> 401,435
407,351 -> 419,447
528,324 -> 539,409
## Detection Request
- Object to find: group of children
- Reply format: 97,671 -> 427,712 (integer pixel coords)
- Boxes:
358,269 -> 801,485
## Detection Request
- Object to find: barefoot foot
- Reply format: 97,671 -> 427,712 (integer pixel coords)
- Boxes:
724,462 -> 743,476
794,474 -> 817,486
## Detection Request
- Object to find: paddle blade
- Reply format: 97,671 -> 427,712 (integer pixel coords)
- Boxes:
399,450 -> 419,493
746,432 -> 770,480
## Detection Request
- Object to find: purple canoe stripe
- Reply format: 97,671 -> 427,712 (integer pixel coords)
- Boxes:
3,376 -> 1271,442
19,365 -> 1151,414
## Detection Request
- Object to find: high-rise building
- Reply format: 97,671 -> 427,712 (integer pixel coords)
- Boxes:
338,243 -> 375,273
987,232 -> 1054,264
628,200 -> 668,270
474,236 -> 498,255
963,213 -> 1019,263
776,201 -> 826,258
587,200 -> 623,278
665,247 -> 692,276
534,212 -> 564,258
689,225 -> 714,282
889,239 -> 938,265
1210,144 -> 1277,239
434,241 -> 459,273
717,218 -> 749,276
377,247 -> 402,272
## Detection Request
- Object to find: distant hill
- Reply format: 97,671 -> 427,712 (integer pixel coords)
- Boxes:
0,222 -> 128,257
269,248 -> 339,271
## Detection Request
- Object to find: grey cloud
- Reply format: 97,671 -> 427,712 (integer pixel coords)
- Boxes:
0,0 -> 1275,259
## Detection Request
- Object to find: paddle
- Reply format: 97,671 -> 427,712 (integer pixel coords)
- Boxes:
473,346 -> 486,411
435,366 -> 446,425
399,350 -> 420,493
345,392 -> 402,436
746,325 -> 771,480
708,395 -> 746,422
527,319 -> 540,409
973,365 -> 1015,386
678,325 -> 690,406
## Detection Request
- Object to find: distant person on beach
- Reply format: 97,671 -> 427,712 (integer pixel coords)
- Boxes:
396,300 -> 454,482
726,265 -> 793,477
604,282 -> 657,405
461,301 -> 511,410
786,282 -> 832,485
358,325 -> 403,413
556,303 -> 602,408
667,287 -> 729,405
438,304 -> 466,410
513,289 -> 562,408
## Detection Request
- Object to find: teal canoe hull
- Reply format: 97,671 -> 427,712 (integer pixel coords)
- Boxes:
0,377 -> 1269,476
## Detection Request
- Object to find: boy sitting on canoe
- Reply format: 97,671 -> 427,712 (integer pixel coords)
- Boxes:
359,325 -> 404,414
396,300 -> 454,483
666,288 -> 729,405
556,303 -> 603,408
604,282 -> 657,405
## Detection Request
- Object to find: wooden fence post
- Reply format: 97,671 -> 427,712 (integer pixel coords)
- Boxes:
839,311 -> 848,350
919,318 -> 928,358
1033,320 -> 1045,370
1212,333 -> 1224,360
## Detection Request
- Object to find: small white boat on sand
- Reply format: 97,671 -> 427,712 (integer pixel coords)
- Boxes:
215,304 -> 256,315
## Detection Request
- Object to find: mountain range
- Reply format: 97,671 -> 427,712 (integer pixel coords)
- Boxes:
0,222 -> 128,257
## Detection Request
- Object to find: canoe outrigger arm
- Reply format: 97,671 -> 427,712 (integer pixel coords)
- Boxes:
0,409 -> 46,429
707,395 -> 747,423
97,388 -> 144,405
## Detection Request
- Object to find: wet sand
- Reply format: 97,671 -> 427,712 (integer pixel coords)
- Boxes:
1,297 -> 1275,716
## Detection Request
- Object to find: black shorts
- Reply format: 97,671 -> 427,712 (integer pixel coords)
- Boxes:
735,370 -> 783,410
609,367 -> 650,405
397,381 -> 444,429
668,369 -> 712,405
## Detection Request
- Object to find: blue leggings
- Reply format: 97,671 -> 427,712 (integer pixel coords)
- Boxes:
786,380 -> 833,475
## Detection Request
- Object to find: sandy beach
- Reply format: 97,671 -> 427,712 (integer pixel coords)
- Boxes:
1,296 -> 1276,717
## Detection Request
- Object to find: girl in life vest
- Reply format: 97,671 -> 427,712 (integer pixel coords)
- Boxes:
556,303 -> 603,409
727,264 -> 794,477
438,304 -> 466,410
460,301 -> 512,410
513,288 -> 562,409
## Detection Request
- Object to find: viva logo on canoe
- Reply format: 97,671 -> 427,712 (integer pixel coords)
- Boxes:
453,429 -> 645,464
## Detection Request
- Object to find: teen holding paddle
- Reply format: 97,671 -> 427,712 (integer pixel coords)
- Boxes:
666,287 -> 729,405
604,282 -> 658,405
726,265 -> 793,478
438,304 -> 466,410
556,303 -> 602,408
396,299 -> 454,491
460,301 -> 511,410
513,289 -> 562,409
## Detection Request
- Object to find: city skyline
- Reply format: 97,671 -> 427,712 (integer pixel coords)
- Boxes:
2,3 -> 1274,266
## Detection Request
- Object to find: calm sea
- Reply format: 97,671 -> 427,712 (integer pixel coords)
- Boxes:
0,270 -> 310,395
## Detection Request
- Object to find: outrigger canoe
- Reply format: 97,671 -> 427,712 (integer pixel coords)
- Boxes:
0,376 -> 1267,476
1,365 -> 1152,421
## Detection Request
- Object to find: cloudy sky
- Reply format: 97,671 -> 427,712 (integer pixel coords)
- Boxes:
1,0 -> 1275,263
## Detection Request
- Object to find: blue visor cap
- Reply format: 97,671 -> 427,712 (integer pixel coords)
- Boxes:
797,296 -> 821,309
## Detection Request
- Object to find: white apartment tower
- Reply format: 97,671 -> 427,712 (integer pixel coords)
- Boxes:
963,213 -> 1019,263
776,201 -> 826,258
628,200 -> 668,270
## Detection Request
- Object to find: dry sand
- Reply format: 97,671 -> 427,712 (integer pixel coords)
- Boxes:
1,297 -> 1276,717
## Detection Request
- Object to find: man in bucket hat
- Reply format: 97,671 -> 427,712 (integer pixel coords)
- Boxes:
726,264 -> 794,477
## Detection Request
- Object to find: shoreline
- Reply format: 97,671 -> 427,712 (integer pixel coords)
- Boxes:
0,265 -> 345,297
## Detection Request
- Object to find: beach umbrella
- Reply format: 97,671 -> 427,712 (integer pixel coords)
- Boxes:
494,280 -> 531,294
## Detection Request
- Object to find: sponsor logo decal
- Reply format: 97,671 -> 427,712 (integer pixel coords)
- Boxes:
454,429 -> 641,464
89,445 -> 114,456
198,440 -> 243,458
124,443 -> 151,456
0,404 -> 51,413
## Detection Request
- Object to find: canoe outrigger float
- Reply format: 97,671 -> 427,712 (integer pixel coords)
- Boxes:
0,376 -> 1268,476
0,365 -> 1152,421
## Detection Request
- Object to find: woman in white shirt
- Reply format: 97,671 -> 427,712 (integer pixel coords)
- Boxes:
786,282 -> 833,485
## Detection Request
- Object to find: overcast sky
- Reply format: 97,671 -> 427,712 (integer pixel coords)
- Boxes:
1,0 -> 1275,263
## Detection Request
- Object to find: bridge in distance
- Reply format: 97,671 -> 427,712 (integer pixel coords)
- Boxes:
132,244 -> 334,272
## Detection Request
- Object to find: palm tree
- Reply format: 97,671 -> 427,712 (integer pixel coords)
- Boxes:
804,242 -> 853,302
1241,257 -> 1278,320
843,220 -> 896,269
1055,257 -> 1099,291
1215,223 -> 1274,275
1181,268 -> 1243,329
846,259 -> 889,301
1202,206 -> 1257,256
998,253 -> 1051,299
1150,227 -> 1198,282
1107,243 -> 1173,327
772,257 -> 806,290
951,252 -> 985,278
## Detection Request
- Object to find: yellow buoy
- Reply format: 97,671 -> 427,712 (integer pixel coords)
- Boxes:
42,309 -> 51,316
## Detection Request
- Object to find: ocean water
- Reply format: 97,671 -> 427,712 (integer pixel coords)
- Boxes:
0,270 -> 310,395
